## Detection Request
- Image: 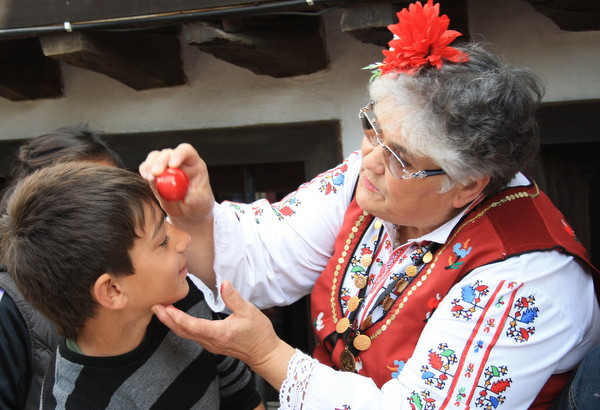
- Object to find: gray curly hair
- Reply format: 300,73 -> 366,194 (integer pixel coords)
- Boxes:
368,42 -> 545,195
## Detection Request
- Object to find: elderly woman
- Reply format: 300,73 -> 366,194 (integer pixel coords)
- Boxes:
140,1 -> 599,408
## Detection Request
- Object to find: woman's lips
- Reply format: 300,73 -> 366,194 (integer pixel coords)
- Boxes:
362,175 -> 379,193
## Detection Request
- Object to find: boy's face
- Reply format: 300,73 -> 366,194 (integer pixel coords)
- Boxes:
120,203 -> 191,310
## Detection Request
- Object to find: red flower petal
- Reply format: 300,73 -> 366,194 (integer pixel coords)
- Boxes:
379,0 -> 468,75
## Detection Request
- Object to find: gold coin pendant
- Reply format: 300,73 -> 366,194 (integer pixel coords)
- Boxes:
353,334 -> 372,351
423,252 -> 433,264
360,254 -> 372,267
340,348 -> 356,372
347,296 -> 360,312
360,315 -> 373,331
382,295 -> 394,311
405,264 -> 418,277
336,317 -> 350,334
395,279 -> 408,293
354,275 -> 367,289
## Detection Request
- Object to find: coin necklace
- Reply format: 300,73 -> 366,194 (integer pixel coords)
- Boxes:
337,224 -> 384,373
360,242 -> 440,326
337,233 -> 437,372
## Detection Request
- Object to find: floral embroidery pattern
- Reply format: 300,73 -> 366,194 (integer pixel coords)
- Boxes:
506,295 -> 538,342
248,206 -> 264,224
464,363 -> 475,378
420,343 -> 458,389
272,194 -> 302,220
450,280 -> 489,320
424,293 -> 442,322
474,364 -> 511,409
340,287 -> 353,310
227,202 -> 246,214
263,158 -> 350,221
317,162 -> 347,195
453,367 -> 512,409
561,218 -> 576,238
313,311 -> 326,331
413,340 -> 513,409
440,280 -> 526,408
388,359 -> 405,379
446,279 -> 530,334
445,239 -> 472,270
408,390 -> 437,410
453,387 -> 467,406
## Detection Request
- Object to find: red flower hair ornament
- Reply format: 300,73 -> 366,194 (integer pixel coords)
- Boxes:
365,0 -> 469,79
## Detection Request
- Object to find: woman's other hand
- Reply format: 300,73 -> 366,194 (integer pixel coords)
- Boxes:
152,280 -> 295,390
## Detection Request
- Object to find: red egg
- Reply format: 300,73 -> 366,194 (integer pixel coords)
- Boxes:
156,168 -> 189,201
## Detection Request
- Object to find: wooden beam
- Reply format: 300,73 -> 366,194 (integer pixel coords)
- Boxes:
0,38 -> 62,101
340,2 -> 400,47
523,0 -> 600,32
39,30 -> 186,90
0,0 -> 270,30
341,0 -> 469,47
183,16 -> 329,78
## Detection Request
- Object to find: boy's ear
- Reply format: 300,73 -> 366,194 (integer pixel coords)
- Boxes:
93,273 -> 128,310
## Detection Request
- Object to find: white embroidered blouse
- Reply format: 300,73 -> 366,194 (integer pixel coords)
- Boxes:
202,151 -> 600,409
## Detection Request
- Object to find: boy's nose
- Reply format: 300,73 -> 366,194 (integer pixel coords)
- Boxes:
174,227 -> 192,252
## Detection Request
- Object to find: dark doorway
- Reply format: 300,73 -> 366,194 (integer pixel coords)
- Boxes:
532,99 -> 600,268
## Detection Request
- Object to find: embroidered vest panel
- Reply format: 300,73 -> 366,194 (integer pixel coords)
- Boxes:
311,182 -> 596,392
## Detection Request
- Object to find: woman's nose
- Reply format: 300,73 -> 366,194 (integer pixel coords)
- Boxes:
361,138 -> 386,175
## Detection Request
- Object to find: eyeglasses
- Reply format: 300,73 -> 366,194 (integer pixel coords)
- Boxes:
358,102 -> 446,180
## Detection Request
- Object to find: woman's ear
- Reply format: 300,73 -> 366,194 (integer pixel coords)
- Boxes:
93,273 -> 127,310
452,175 -> 490,208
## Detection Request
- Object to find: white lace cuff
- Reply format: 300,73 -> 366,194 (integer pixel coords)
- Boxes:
279,349 -> 317,410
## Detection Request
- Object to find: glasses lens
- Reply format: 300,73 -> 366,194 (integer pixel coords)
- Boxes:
360,113 -> 378,146
380,145 -> 403,179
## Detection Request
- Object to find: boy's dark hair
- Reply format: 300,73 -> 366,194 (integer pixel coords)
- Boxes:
11,125 -> 125,177
0,162 -> 159,339
1,125 -> 125,214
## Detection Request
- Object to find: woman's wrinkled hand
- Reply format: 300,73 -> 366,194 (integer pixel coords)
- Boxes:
152,280 -> 283,370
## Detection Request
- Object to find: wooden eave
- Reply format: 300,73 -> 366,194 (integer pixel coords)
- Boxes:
0,0 -> 597,101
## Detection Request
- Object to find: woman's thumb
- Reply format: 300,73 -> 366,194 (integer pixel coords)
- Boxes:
220,280 -> 245,312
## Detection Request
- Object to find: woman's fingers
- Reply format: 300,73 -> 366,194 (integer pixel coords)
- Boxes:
152,281 -> 278,366
152,304 -> 222,345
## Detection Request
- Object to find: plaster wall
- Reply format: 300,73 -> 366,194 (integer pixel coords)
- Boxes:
0,0 -> 598,158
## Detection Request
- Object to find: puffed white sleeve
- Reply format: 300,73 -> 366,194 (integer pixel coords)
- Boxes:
211,151 -> 362,309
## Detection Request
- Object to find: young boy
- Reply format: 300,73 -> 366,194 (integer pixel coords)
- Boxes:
0,162 -> 263,410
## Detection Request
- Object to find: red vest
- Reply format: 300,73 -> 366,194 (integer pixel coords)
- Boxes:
310,181 -> 597,408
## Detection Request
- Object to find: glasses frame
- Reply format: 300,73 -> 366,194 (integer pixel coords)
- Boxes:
358,102 -> 446,180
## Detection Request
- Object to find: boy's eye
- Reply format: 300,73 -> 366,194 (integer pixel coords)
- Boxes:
160,235 -> 170,247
